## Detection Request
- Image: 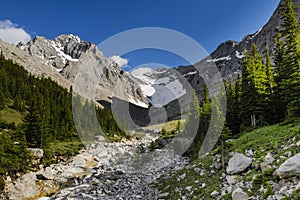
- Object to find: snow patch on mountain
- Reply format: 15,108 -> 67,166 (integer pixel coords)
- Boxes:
110,55 -> 128,68
184,71 -> 197,77
127,95 -> 149,108
150,79 -> 186,107
49,41 -> 79,65
131,67 -> 157,96
131,67 -> 187,107
207,55 -> 231,63
235,50 -> 245,59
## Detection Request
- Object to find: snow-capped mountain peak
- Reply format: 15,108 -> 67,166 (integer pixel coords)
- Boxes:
3,34 -> 148,108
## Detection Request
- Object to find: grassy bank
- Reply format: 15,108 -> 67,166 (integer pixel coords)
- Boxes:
153,122 -> 300,199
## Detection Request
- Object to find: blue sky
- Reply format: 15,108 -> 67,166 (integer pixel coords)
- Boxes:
0,0 -> 280,69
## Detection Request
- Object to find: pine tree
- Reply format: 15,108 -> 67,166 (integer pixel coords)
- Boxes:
275,0 -> 300,119
265,49 -> 275,93
183,91 -> 201,159
240,45 -> 273,129
220,125 -> 232,169
24,99 -> 43,148
240,49 -> 258,128
0,84 -> 4,110
224,79 -> 235,133
233,76 -> 242,133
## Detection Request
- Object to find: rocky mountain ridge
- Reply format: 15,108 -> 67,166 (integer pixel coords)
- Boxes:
0,34 -> 147,108
179,0 -> 300,81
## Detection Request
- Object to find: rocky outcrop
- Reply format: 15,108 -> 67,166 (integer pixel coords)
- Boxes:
20,34 -> 147,107
232,187 -> 248,200
0,39 -> 71,89
275,153 -> 300,178
226,153 -> 252,175
200,0 -> 300,80
1,34 -> 147,108
4,172 -> 59,200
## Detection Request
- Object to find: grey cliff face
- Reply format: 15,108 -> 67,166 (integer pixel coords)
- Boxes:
15,34 -> 147,107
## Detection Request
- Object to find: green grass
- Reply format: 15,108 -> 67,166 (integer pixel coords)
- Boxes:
129,131 -> 146,138
229,122 -> 300,153
43,140 -> 84,165
0,107 -> 24,125
142,119 -> 185,132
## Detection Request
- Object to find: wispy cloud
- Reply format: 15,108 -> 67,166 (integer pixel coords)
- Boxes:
0,19 -> 31,45
110,55 -> 129,68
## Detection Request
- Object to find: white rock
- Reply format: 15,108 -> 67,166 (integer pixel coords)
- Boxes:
210,190 -> 219,197
227,153 -> 252,174
275,153 -> 300,179
36,166 -> 57,180
5,172 -> 40,200
279,186 -> 288,194
284,151 -> 292,158
226,175 -> 238,185
260,152 -> 275,172
194,168 -> 201,173
185,186 -> 192,191
158,192 -> 169,198
232,187 -> 248,200
38,197 -> 51,200
94,135 -> 105,141
179,173 -> 186,180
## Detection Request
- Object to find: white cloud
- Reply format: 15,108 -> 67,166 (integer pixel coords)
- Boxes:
110,55 -> 129,68
0,19 -> 31,45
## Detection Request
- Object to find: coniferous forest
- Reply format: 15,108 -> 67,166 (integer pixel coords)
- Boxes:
0,54 -> 125,186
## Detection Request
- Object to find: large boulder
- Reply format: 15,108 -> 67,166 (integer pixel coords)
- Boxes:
226,153 -> 252,174
36,166 -> 58,180
274,153 -> 300,179
5,172 -> 59,200
232,187 -> 248,200
5,172 -> 40,200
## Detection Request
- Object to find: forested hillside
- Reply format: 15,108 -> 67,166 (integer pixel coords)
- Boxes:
184,0 -> 300,159
0,54 -> 126,190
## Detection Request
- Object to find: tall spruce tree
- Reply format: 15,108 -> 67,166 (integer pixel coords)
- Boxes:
240,49 -> 259,128
240,45 -> 273,129
24,99 -> 43,148
273,29 -> 287,122
276,0 -> 300,119
274,0 -> 300,120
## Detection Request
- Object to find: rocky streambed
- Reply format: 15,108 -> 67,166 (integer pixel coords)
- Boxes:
2,134 -> 188,200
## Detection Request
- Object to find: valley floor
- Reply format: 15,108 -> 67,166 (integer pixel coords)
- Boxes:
3,132 -> 188,200
2,122 -> 300,200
